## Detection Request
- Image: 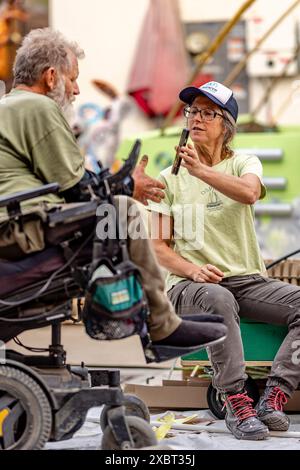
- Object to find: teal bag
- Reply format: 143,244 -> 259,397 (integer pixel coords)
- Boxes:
83,260 -> 149,340
90,263 -> 144,318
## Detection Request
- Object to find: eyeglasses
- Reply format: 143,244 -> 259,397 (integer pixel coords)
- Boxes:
184,106 -> 224,121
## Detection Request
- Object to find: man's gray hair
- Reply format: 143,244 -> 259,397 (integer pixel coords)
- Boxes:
13,28 -> 85,86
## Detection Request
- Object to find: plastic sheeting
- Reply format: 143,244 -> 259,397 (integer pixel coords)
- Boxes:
45,407 -> 300,450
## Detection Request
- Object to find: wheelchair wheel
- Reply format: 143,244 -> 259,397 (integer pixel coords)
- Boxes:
101,415 -> 157,450
207,376 -> 260,420
100,394 -> 150,432
0,365 -> 52,450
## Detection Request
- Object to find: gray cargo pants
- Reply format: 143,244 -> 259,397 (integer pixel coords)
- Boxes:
168,274 -> 300,396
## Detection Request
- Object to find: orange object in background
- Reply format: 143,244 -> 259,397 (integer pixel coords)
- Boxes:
0,0 -> 28,81
0,8 -> 11,80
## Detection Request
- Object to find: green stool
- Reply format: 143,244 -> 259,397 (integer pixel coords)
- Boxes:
182,319 -> 288,363
181,320 -> 288,419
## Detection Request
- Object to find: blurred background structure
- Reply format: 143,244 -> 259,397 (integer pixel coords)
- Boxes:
48,0 -> 300,131
2,0 -> 300,136
1,0 -> 300,258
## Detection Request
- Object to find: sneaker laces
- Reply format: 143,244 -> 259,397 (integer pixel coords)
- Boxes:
267,387 -> 288,412
223,392 -> 257,422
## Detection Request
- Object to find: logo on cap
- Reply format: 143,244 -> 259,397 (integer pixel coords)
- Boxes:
200,81 -> 233,105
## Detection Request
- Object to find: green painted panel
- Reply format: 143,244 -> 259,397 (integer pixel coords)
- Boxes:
234,129 -> 300,202
118,126 -> 300,203
182,320 -> 288,362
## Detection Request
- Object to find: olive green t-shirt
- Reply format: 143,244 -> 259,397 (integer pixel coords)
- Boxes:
149,153 -> 267,291
0,89 -> 85,209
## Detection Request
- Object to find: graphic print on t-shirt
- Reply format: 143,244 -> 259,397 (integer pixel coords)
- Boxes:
206,186 -> 223,211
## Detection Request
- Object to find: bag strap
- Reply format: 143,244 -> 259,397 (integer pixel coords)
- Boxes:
91,192 -> 129,274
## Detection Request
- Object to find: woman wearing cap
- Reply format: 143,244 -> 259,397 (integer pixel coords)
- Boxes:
149,81 -> 300,441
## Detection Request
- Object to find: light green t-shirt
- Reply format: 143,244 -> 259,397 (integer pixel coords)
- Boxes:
149,153 -> 267,291
0,89 -> 85,209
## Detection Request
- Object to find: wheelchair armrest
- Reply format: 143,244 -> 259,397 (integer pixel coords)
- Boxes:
47,200 -> 98,226
0,183 -> 60,208
0,183 -> 60,217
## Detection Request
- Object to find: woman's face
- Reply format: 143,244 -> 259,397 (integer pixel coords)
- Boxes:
187,95 -> 225,146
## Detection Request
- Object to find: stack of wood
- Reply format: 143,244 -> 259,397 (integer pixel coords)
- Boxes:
266,259 -> 300,286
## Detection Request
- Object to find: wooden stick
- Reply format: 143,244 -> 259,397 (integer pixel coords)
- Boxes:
151,420 -> 300,438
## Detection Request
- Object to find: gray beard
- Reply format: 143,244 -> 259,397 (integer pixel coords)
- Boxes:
47,77 -> 75,125
62,102 -> 75,125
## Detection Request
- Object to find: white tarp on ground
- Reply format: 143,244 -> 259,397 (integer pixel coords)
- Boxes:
45,407 -> 300,450
44,367 -> 300,450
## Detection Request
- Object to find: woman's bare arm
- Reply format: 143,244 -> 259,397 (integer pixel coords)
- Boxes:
151,212 -> 224,283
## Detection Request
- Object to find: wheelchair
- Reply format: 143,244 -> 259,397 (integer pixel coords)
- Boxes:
0,141 -> 202,450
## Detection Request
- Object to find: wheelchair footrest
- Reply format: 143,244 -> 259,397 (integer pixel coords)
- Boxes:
146,344 -> 211,363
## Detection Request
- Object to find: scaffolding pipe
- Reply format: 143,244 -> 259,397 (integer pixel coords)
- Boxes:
224,0 -> 300,87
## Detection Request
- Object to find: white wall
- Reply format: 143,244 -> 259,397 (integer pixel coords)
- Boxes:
50,0 -> 151,135
50,0 -> 149,98
50,0 -> 300,132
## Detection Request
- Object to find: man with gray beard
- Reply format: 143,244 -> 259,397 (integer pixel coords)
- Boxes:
0,28 -> 166,206
0,28 -> 227,351
0,29 -> 85,207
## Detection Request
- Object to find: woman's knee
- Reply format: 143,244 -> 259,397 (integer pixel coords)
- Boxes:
196,284 -> 239,317
288,308 -> 300,329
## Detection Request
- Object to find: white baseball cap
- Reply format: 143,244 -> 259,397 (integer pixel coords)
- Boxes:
179,81 -> 238,122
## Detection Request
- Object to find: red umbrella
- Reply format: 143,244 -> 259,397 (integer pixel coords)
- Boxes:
127,0 -> 189,118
